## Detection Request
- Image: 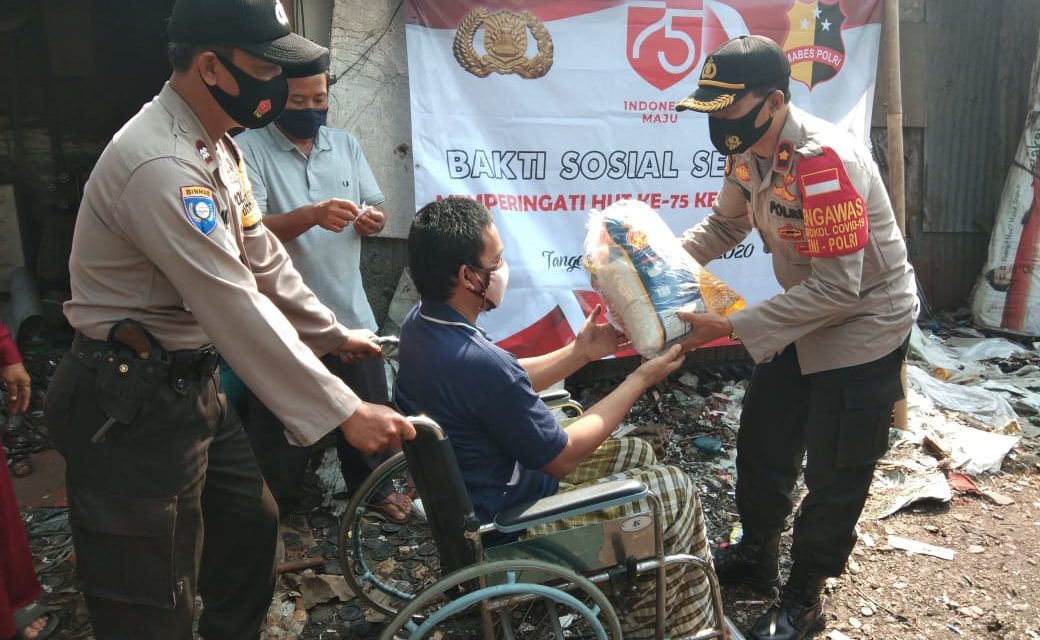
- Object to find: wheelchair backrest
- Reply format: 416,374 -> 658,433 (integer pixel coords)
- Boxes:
402,416 -> 483,575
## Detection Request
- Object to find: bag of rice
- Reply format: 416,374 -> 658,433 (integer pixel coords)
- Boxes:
583,199 -> 745,357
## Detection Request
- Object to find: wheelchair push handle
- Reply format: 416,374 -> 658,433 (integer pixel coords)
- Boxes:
405,414 -> 445,440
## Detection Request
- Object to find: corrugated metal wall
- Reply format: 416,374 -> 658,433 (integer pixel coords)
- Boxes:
905,0 -> 1040,311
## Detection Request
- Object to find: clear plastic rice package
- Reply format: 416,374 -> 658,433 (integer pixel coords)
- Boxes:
583,199 -> 746,357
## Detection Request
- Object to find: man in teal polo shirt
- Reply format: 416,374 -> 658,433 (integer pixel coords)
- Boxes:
236,57 -> 407,520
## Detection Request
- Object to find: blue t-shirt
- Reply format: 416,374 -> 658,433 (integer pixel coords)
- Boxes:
396,301 -> 568,524
235,124 -> 384,331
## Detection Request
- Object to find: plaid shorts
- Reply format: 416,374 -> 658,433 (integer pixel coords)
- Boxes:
526,437 -> 715,638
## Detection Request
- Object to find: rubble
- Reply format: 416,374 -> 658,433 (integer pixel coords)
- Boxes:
8,322 -> 1040,638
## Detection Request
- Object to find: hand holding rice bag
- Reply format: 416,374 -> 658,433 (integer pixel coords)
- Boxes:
583,199 -> 745,357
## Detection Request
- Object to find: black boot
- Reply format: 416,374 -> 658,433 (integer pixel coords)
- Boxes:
711,530 -> 780,595
749,565 -> 826,640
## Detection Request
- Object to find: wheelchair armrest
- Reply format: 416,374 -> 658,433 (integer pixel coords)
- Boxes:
539,390 -> 583,418
538,389 -> 572,404
493,479 -> 648,533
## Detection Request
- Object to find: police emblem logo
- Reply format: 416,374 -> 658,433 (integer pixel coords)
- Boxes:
725,135 -> 742,151
181,186 -> 218,235
701,57 -> 717,80
783,0 -> 847,90
453,8 -> 553,79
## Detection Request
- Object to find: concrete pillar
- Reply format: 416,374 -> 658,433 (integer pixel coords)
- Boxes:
328,0 -> 414,239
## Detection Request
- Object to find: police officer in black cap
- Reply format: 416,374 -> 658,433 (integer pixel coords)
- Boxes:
674,35 -> 917,640
45,1 -> 414,638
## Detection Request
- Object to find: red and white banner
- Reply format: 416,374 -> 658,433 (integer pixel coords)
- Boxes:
406,0 -> 883,356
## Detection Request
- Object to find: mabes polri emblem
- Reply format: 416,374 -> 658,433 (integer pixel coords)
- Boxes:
453,8 -> 553,79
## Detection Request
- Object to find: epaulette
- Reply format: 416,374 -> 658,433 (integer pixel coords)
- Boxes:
773,139 -> 795,174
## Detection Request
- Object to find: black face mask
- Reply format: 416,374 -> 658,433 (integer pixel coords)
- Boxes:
708,96 -> 773,156
205,54 -> 288,129
277,108 -> 328,139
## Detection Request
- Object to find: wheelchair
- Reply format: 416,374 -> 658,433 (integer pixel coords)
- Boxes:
337,389 -> 584,617
370,415 -> 731,640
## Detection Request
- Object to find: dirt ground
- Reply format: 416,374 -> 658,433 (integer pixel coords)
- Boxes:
717,465 -> 1040,640
10,349 -> 1040,639
582,365 -> 1040,640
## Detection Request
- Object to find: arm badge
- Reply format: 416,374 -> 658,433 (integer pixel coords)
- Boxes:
181,186 -> 218,235
797,147 -> 867,258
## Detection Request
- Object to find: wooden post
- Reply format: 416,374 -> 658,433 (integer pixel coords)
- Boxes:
884,0 -> 910,429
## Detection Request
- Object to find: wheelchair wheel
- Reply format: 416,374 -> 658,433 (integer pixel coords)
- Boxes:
338,452 -> 440,616
379,558 -> 623,639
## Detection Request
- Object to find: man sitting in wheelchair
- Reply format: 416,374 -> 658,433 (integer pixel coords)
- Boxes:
396,197 -> 716,638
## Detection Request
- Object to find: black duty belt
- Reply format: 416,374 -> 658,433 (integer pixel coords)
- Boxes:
72,331 -> 220,389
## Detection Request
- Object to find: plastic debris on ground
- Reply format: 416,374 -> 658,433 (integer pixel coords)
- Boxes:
12,322 -> 1040,638
283,572 -> 354,610
887,535 -> 956,560
262,591 -> 308,639
862,455 -> 951,520
906,364 -> 1019,434
842,325 -> 1040,519
314,446 -> 350,517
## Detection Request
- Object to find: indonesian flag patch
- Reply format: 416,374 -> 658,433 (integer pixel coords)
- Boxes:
797,147 -> 868,257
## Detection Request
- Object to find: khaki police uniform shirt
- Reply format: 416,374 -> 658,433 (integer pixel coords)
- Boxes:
65,83 -> 360,445
682,105 -> 918,374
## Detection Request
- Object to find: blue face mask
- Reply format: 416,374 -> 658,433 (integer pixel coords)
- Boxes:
276,108 -> 328,139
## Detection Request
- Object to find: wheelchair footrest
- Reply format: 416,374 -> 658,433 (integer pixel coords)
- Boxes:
494,479 -> 648,533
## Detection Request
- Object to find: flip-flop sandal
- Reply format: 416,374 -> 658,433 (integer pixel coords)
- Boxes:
370,491 -> 412,524
12,602 -> 59,640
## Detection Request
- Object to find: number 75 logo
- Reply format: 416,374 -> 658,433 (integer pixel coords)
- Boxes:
627,1 -> 703,91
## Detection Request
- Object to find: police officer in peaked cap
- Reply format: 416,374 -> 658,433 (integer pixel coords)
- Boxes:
674,35 -> 918,640
44,1 -> 415,638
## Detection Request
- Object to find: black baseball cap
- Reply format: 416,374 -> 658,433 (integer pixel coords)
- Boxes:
676,35 -> 790,113
284,52 -> 330,79
167,0 -> 328,69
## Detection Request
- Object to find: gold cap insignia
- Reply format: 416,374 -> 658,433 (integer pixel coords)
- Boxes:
676,93 -> 736,113
453,9 -> 553,79
701,57 -> 717,80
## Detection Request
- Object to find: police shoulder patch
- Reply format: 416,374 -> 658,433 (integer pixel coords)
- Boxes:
774,140 -> 795,173
796,147 -> 867,258
181,186 -> 218,235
